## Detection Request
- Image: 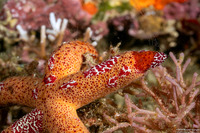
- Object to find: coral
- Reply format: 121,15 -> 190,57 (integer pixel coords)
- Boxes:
0,40 -> 167,132
164,0 -> 200,20
138,15 -> 164,36
46,12 -> 68,46
100,52 -> 200,132
108,14 -> 139,33
90,22 -> 109,42
106,14 -> 169,46
1,0 -> 92,30
14,12 -> 70,61
0,0 -> 98,67
0,0 -> 95,47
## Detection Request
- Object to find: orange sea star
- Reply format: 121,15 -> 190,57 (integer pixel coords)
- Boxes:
0,40 -> 167,132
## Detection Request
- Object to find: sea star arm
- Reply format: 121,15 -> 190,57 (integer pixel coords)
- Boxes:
41,50 -> 167,132
44,40 -> 98,85
1,100 -> 89,133
0,76 -> 42,108
42,99 -> 89,133
1,108 -> 44,133
58,51 -> 167,109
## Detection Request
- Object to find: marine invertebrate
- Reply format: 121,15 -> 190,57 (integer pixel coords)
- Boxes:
0,40 -> 167,132
15,12 -> 69,62
1,0 -> 92,30
46,12 -> 68,46
90,22 -> 109,42
164,0 -> 200,20
0,0 -> 93,49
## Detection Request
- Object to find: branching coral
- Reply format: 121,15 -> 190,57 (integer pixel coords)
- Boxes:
0,40 -> 167,132
101,52 -> 200,133
15,12 -> 69,62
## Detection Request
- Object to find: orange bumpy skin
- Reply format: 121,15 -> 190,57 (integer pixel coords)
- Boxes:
44,40 -> 98,85
0,76 -> 42,108
0,41 -> 167,133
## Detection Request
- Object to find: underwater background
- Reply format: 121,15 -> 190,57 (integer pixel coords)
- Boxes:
0,0 -> 199,132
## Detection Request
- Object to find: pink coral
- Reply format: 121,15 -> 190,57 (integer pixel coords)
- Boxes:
2,0 -> 92,30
